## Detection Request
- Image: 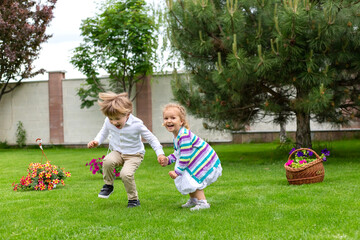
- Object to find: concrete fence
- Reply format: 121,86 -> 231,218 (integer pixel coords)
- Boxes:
1,71 -> 359,146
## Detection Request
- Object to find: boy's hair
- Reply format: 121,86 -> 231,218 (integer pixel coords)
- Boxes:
98,92 -> 132,117
163,103 -> 190,129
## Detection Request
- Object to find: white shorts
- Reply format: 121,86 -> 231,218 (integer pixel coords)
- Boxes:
174,164 -> 222,195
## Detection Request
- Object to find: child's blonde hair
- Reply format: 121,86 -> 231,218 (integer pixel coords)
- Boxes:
98,92 -> 132,117
163,103 -> 190,129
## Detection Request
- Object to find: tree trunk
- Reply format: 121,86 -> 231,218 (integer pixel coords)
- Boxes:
295,111 -> 312,148
279,122 -> 287,143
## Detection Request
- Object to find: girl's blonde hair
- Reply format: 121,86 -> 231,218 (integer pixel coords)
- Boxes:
98,92 -> 132,117
163,103 -> 190,129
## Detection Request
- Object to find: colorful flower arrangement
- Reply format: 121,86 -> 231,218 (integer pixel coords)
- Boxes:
12,161 -> 71,191
86,155 -> 121,177
285,148 -> 330,168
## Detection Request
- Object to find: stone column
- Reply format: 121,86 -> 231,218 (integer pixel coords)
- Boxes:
48,71 -> 65,144
136,75 -> 152,131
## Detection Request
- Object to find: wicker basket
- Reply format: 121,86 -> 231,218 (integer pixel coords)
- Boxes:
284,148 -> 325,185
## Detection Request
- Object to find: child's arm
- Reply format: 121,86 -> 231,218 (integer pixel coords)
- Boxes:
158,152 -> 178,167
91,118 -> 110,147
87,140 -> 99,148
174,134 -> 193,176
139,124 -> 165,157
157,155 -> 168,167
167,153 -> 178,165
168,171 -> 178,179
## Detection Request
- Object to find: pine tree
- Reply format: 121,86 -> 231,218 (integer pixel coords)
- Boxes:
166,0 -> 360,148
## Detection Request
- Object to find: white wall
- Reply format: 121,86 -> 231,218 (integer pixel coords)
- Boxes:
0,73 -> 354,145
151,73 -> 232,143
247,115 -> 337,132
62,78 -> 104,144
0,81 -> 50,144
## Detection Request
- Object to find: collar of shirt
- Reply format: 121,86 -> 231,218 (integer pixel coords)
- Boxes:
125,114 -> 135,126
174,126 -> 187,150
106,114 -> 135,131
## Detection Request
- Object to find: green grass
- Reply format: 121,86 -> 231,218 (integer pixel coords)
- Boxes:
1,140 -> 360,239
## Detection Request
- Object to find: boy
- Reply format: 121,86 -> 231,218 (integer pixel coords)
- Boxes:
87,92 -> 166,208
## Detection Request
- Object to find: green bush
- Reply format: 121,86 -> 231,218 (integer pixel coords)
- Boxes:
0,140 -> 9,149
16,121 -> 27,148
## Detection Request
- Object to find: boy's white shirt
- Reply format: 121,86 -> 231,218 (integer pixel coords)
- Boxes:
94,114 -> 164,156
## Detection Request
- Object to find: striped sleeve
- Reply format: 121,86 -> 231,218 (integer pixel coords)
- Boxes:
175,132 -> 193,175
167,153 -> 177,165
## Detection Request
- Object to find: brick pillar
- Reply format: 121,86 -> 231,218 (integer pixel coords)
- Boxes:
136,75 -> 152,131
48,71 -> 65,144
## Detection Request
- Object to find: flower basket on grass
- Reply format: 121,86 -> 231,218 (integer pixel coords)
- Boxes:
284,148 -> 329,185
12,138 -> 71,191
12,161 -> 71,191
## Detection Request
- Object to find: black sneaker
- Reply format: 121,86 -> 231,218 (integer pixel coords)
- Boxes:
98,184 -> 114,199
127,199 -> 140,208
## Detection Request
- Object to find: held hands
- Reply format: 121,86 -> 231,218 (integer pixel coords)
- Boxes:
157,154 -> 168,167
168,171 -> 178,179
87,140 -> 99,149
157,155 -> 177,179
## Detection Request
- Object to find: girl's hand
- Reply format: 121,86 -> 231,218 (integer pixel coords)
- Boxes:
168,171 -> 178,179
87,140 -> 99,148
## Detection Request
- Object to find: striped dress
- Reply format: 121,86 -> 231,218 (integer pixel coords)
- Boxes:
167,127 -> 221,185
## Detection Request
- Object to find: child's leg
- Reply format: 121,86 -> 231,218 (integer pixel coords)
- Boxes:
182,194 -> 198,208
98,151 -> 123,198
103,151 -> 123,185
120,153 -> 143,200
190,189 -> 206,200
189,190 -> 210,211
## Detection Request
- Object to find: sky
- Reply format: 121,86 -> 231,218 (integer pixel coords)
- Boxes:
32,0 -> 98,80
32,0 -> 161,81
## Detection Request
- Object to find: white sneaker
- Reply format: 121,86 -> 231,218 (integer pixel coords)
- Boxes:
182,198 -> 198,208
190,200 -> 210,211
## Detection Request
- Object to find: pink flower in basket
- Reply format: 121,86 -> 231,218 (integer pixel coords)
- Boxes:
285,159 -> 294,166
286,148 -> 330,168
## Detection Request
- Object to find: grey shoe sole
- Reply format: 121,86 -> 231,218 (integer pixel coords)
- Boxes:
98,190 -> 113,199
182,203 -> 196,208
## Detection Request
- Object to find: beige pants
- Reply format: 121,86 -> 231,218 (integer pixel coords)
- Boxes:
103,151 -> 144,200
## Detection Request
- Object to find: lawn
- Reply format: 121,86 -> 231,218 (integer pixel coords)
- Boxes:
1,140 -> 359,239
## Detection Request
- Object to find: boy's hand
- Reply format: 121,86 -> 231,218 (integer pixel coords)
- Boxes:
168,171 -> 178,179
157,155 -> 168,167
87,140 -> 99,149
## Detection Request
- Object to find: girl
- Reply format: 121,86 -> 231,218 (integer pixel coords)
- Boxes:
160,103 -> 222,211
